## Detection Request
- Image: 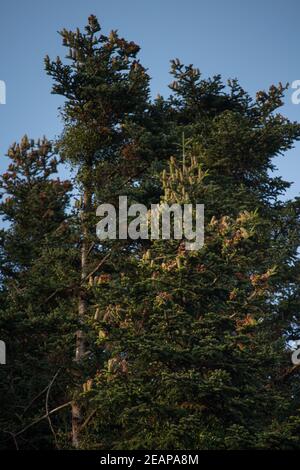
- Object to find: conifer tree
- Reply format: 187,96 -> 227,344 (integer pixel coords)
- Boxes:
45,15 -> 153,447
0,136 -> 75,449
83,145 -> 300,449
1,17 -> 300,451
78,66 -> 300,449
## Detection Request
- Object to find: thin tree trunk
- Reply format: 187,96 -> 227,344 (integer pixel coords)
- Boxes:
72,176 -> 91,448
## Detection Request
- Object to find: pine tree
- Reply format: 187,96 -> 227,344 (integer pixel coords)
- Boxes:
44,15 -> 154,447
78,66 -> 300,449
0,136 -> 75,449
1,17 -> 300,451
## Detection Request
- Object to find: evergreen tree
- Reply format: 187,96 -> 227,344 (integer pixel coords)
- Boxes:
1,16 -> 300,451
0,136 -> 75,449
78,65 -> 300,449
45,15 -> 155,447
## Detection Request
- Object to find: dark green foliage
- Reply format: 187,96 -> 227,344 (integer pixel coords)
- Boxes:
0,136 -> 76,449
83,154 -> 300,449
1,16 -> 300,450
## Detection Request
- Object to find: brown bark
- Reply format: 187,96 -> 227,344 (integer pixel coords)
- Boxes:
72,174 -> 92,448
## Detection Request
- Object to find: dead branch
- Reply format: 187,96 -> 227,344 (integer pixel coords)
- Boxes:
45,369 -> 61,449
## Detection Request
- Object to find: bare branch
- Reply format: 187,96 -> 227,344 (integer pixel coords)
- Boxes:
14,401 -> 72,438
45,370 -> 61,449
82,252 -> 111,283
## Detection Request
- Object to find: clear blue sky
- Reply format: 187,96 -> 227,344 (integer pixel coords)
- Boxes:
1,0 -> 300,201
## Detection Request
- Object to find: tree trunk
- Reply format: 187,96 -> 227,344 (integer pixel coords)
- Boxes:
72,177 -> 91,448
